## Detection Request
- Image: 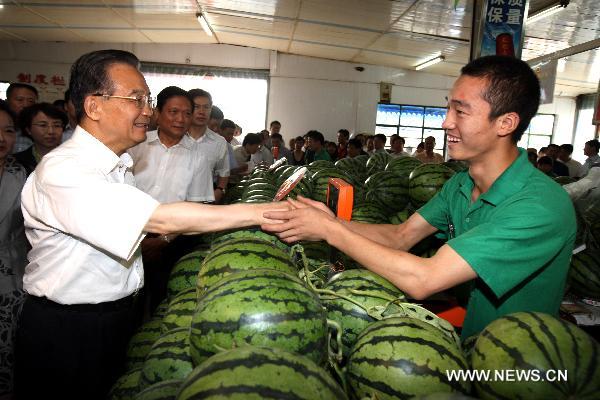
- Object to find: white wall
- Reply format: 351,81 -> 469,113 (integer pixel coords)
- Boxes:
0,41 -> 578,146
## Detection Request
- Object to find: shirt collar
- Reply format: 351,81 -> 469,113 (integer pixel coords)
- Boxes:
70,126 -> 123,175
480,148 -> 533,206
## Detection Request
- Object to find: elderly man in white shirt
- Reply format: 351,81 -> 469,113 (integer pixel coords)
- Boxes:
16,49 -> 286,400
187,89 -> 230,204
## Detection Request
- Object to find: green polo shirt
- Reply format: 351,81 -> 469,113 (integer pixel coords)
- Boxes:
418,148 -> 576,339
314,148 -> 332,162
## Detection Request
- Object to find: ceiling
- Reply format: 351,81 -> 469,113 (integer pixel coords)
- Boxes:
0,0 -> 598,97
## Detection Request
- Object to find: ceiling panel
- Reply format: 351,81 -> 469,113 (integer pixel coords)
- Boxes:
293,22 -> 379,49
289,41 -> 359,61
203,0 -> 300,19
0,27 -> 84,41
24,6 -> 132,29
209,13 -> 294,37
300,0 -> 400,31
0,4 -> 54,25
141,29 -> 215,43
392,0 -> 472,40
116,11 -> 199,29
72,28 -> 151,43
217,31 -> 290,52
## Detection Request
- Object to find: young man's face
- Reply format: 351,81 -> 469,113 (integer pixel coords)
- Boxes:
270,123 -> 281,134
337,131 -> 348,145
307,136 -> 321,151
347,144 -> 360,158
220,127 -> 235,142
191,96 -> 212,128
157,95 -> 192,143
443,75 -> 500,163
584,143 -> 598,157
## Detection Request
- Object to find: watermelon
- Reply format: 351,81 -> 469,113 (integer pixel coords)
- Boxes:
161,287 -> 197,333
346,317 -> 470,399
388,207 -> 413,225
126,318 -> 164,371
353,154 -> 369,167
140,328 -> 193,390
109,367 -> 142,400
310,168 -> 352,203
385,155 -> 422,177
177,346 -> 348,400
471,312 -> 600,400
210,228 -> 289,252
197,238 -> 296,292
134,379 -> 182,400
321,269 -> 405,357
366,151 -> 391,174
308,159 -> 335,170
167,250 -> 210,298
189,269 -> 328,366
364,171 -> 409,213
351,203 -> 388,224
568,248 -> 600,299
409,164 -> 456,208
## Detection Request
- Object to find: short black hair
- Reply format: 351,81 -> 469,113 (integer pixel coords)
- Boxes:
271,132 -> 283,140
220,118 -> 235,131
348,138 -> 362,149
69,49 -> 140,123
19,103 -> 68,138
156,86 -> 192,112
586,139 -> 600,152
243,133 -> 262,146
294,135 -> 304,142
547,143 -> 560,149
188,88 -> 212,103
0,99 -> 17,124
64,89 -> 71,102
374,133 -> 386,144
560,144 -> 573,154
270,120 -> 281,127
338,129 -> 350,138
461,55 -> 540,143
210,105 -> 224,120
537,156 -> 553,166
7,83 -> 38,99
306,130 -> 325,145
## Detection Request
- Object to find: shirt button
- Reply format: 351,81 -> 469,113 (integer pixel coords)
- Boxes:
465,217 -> 470,223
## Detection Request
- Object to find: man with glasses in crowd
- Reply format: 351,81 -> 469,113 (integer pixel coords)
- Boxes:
16,49 -> 285,400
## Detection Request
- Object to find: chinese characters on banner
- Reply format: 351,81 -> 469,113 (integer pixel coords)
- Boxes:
478,0 -> 528,59
15,71 -> 67,101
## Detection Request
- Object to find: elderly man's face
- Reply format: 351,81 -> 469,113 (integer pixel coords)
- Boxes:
8,87 -> 37,116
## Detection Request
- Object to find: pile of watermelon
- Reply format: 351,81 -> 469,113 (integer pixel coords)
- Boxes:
108,154 -> 600,399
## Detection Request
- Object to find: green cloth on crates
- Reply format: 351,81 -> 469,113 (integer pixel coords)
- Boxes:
418,148 -> 576,339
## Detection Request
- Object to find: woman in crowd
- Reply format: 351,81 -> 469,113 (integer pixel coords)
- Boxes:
0,100 -> 29,397
291,135 -> 306,165
14,103 -> 67,175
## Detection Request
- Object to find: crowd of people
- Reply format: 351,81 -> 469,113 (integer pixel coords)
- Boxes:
0,50 -> 599,400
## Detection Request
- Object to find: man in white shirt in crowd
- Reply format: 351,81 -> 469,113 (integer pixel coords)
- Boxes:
558,143 -> 584,178
187,89 -> 230,204
218,118 -> 239,177
7,83 -> 38,153
208,105 -> 224,133
16,49 -> 285,400
390,135 -> 410,157
415,135 -> 445,164
252,129 -> 274,166
128,85 -> 205,311
373,133 -> 387,154
582,139 -> 600,176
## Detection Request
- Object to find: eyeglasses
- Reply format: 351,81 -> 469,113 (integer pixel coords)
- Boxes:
31,122 -> 64,131
93,93 -> 155,109
193,103 -> 212,111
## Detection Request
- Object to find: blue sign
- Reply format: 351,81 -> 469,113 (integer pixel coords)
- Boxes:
480,0 -> 528,58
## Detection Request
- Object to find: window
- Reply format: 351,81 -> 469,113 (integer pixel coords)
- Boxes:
141,63 -> 269,137
0,82 -> 10,101
517,114 -> 555,150
375,103 -> 447,155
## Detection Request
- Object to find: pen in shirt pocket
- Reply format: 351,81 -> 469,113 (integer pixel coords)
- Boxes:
447,215 -> 455,239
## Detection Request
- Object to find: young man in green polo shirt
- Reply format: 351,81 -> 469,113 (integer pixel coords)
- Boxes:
262,55 -> 576,339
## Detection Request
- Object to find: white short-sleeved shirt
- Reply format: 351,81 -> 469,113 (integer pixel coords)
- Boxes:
21,126 -> 160,304
128,130 -> 208,203
190,128 -> 230,199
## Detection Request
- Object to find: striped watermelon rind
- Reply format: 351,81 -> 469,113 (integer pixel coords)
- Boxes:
166,250 -> 210,298
177,346 -> 348,400
161,287 -> 197,333
126,318 -> 164,371
568,248 -> 600,299
347,316 -> 470,399
134,379 -> 182,400
189,268 -> 328,366
471,311 -> 600,400
409,164 -> 455,207
108,367 -> 142,400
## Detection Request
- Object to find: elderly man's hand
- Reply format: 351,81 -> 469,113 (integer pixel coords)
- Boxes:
261,197 -> 336,242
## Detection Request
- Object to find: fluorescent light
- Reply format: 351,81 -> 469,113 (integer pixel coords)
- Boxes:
527,1 -> 568,24
415,55 -> 445,71
196,12 -> 213,36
